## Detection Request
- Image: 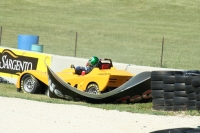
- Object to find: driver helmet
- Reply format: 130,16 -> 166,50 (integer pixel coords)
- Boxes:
87,56 -> 99,67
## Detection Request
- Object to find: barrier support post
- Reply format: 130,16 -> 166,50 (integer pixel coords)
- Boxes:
74,32 -> 78,57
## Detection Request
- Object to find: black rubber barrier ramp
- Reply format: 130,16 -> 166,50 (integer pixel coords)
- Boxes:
47,66 -> 151,103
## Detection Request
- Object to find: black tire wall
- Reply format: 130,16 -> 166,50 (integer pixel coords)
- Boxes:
151,70 -> 200,111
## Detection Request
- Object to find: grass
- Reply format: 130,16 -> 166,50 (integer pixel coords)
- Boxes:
1,83 -> 199,116
0,0 -> 200,116
0,0 -> 200,70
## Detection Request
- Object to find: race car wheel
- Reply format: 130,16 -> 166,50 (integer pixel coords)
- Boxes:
20,74 -> 41,94
86,83 -> 100,94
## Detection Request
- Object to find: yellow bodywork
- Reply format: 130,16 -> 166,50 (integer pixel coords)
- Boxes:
16,67 -> 134,92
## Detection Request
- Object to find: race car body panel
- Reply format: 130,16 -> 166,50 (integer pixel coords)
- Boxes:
16,67 -> 133,92
16,58 -> 134,93
56,67 -> 133,91
56,69 -> 110,91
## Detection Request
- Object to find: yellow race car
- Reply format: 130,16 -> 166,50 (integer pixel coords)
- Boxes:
16,58 -> 134,94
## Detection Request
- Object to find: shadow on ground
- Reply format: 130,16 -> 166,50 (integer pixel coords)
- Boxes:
150,127 -> 200,133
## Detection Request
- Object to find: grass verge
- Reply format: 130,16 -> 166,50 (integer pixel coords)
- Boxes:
1,83 -> 199,116
1,0 -> 200,70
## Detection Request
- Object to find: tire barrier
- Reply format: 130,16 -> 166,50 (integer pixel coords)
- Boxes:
173,71 -> 188,111
163,74 -> 175,111
151,71 -> 175,111
151,70 -> 200,111
150,127 -> 200,133
191,76 -> 200,110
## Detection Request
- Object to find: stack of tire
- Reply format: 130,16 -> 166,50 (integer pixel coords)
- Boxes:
151,70 -> 200,111
191,76 -> 200,110
173,71 -> 188,111
162,73 -> 175,111
184,71 -> 200,110
151,71 -> 175,111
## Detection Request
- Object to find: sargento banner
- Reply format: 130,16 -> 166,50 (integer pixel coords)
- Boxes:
0,47 -> 52,78
0,49 -> 38,74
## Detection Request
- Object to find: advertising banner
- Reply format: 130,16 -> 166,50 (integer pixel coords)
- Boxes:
0,47 -> 52,78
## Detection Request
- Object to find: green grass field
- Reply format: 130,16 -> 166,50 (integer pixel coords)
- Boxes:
0,1 -> 200,115
1,83 -> 199,116
1,0 -> 200,69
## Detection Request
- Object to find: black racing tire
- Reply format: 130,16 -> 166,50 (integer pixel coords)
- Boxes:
196,94 -> 200,101
151,90 -> 164,98
173,96 -> 188,105
184,70 -> 200,75
184,76 -> 199,85
192,77 -> 200,87
185,85 -> 194,94
164,106 -> 173,111
175,75 -> 187,83
173,105 -> 187,111
187,92 -> 196,100
186,106 -> 196,111
186,100 -> 195,106
151,81 -> 163,90
20,74 -> 41,94
163,92 -> 174,99
164,99 -> 173,106
174,91 -> 187,97
174,71 -> 184,75
195,101 -> 200,110
86,83 -> 100,94
163,84 -> 174,92
151,71 -> 174,81
174,83 -> 185,91
152,105 -> 165,111
194,87 -> 200,94
162,75 -> 175,84
152,98 -> 164,106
